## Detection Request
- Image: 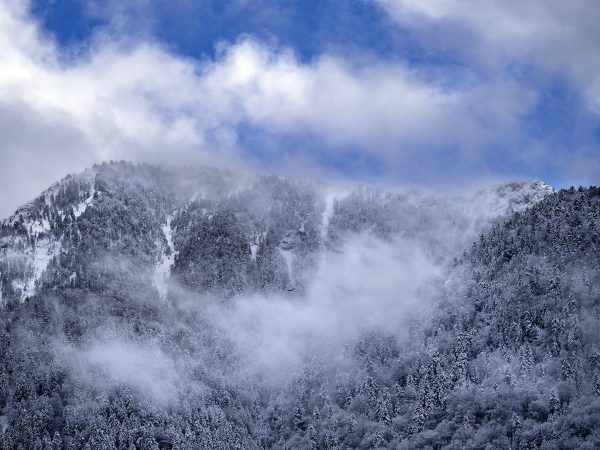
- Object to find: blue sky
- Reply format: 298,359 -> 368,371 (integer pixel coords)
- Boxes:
31,0 -> 429,63
0,0 -> 598,216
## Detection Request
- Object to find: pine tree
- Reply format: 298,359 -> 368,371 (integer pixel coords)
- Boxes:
409,402 -> 426,435
375,388 -> 392,425
293,402 -> 305,432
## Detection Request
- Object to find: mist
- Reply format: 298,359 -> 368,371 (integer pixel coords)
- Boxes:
56,337 -> 183,406
45,229 -> 444,405
210,234 -> 442,376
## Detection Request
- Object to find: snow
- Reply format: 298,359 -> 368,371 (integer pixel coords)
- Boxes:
21,237 -> 61,301
249,232 -> 262,261
0,168 -> 99,303
2,167 -> 97,227
3,234 -> 61,302
73,188 -> 95,218
320,186 -> 351,243
154,216 -> 176,300
29,218 -> 51,236
10,279 -> 24,297
468,180 -> 556,229
250,243 -> 259,261
321,191 -> 336,242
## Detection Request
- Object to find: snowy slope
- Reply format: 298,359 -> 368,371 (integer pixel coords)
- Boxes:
154,215 -> 177,300
0,162 -> 557,306
0,168 -> 97,303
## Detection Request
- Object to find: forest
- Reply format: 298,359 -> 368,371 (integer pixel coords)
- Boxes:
0,161 -> 599,449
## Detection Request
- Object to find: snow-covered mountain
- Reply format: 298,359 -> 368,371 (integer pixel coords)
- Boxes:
0,162 -> 554,306
0,169 -> 96,304
1,163 -> 599,449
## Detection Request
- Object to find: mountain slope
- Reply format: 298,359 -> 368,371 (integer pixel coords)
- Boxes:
0,162 -> 555,306
2,162 -> 591,450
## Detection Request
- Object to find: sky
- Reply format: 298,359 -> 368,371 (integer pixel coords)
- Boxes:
0,0 -> 599,218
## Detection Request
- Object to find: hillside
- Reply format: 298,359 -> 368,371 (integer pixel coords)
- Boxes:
2,162 -> 597,449
0,161 -> 554,306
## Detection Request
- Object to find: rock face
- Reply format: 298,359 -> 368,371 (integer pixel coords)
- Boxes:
3,162 -> 598,449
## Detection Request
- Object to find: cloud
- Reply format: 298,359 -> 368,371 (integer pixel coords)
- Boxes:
0,1 -> 540,218
52,330 -> 184,405
4,0 -> 597,218
376,0 -> 600,113
203,41 -> 532,152
209,234 -> 442,376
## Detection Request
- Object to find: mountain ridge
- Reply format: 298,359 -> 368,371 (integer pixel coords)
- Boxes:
2,163 -> 598,449
0,161 -> 556,306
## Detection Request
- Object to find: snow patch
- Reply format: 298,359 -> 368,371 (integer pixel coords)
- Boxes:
21,237 -> 61,301
468,180 -> 556,227
250,243 -> 259,261
154,216 -> 176,300
73,188 -> 95,218
320,187 -> 348,242
249,232 -> 262,261
29,218 -> 51,236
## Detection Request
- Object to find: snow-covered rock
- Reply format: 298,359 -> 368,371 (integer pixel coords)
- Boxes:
154,215 -> 176,300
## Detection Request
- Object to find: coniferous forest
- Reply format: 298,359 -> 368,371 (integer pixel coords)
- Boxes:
0,161 -> 599,449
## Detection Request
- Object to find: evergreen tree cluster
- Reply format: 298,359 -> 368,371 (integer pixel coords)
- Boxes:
0,162 -> 598,448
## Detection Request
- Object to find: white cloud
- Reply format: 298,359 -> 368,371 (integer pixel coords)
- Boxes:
0,0 -> 539,218
79,339 -> 181,404
376,0 -> 600,113
202,41 -> 532,152
210,234 -> 442,376
52,333 -> 186,405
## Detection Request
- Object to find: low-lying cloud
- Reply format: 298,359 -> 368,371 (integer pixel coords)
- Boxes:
209,234 -> 442,377
56,336 -> 183,405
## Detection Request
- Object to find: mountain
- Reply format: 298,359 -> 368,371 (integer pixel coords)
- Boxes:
1,162 -> 598,449
0,162 -> 554,305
